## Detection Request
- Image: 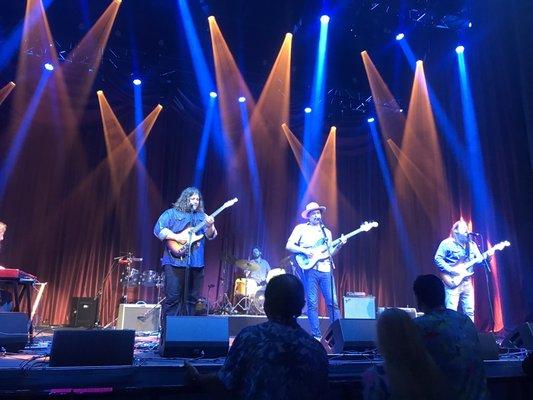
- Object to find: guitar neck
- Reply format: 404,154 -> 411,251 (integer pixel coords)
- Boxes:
331,227 -> 364,246
191,204 -> 228,234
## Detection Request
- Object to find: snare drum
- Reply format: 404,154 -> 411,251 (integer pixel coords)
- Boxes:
266,268 -> 286,283
234,278 -> 258,296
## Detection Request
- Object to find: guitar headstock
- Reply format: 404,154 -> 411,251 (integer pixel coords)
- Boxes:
224,197 -> 239,208
360,221 -> 379,232
491,240 -> 511,252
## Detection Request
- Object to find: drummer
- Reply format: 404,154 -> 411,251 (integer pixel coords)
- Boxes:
247,247 -> 271,286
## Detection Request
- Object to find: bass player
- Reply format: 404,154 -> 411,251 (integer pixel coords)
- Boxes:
286,202 -> 346,340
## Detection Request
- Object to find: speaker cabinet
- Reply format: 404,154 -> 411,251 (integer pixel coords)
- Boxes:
69,297 -> 99,328
0,312 -> 29,352
323,318 -> 377,354
502,322 -> 533,351
343,296 -> 376,319
162,316 -> 229,358
117,303 -> 161,332
49,329 -> 135,366
478,332 -> 500,360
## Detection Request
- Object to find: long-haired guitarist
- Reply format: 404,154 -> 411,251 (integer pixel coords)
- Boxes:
285,202 -> 346,340
434,220 -> 483,322
153,187 -> 217,326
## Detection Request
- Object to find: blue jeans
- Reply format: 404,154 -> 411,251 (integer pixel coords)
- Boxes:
303,268 -> 340,337
445,277 -> 475,322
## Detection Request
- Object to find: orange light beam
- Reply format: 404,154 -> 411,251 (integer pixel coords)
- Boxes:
281,123 -> 316,181
0,82 -> 16,105
361,51 -> 405,143
64,0 -> 121,118
393,60 -> 452,227
302,126 -> 339,231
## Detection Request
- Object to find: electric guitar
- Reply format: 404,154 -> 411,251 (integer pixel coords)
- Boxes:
166,197 -> 238,258
294,221 -> 378,270
439,240 -> 510,289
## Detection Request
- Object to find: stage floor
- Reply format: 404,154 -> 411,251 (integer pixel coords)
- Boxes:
0,316 -> 529,399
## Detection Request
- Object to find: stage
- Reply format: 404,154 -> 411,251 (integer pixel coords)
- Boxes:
0,316 -> 530,399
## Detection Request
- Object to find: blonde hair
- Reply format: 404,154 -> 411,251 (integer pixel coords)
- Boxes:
377,308 -> 448,400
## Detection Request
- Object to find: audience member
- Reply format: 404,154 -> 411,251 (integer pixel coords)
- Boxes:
363,308 -> 447,400
186,274 -> 329,399
413,274 -> 488,400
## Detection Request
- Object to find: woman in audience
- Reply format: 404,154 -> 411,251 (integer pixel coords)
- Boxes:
363,308 -> 448,400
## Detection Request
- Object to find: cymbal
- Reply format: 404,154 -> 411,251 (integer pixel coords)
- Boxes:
279,255 -> 294,267
234,259 -> 260,272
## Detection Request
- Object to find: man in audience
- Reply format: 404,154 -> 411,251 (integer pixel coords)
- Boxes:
186,274 -> 329,399
413,274 -> 488,400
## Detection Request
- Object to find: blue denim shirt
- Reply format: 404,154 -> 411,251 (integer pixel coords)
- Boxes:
434,237 -> 482,274
153,208 -> 211,268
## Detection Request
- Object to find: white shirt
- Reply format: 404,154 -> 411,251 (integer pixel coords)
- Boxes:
287,223 -> 333,272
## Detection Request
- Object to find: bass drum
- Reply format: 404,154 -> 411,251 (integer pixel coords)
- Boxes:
252,288 -> 266,315
266,267 -> 286,282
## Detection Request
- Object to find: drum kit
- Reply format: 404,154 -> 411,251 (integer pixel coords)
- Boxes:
221,257 -> 288,315
119,257 -> 164,303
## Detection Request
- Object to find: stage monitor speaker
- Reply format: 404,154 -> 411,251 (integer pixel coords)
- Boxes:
117,303 -> 161,332
0,312 -> 29,352
478,332 -> 500,360
343,296 -> 376,319
49,329 -> 135,367
502,322 -> 533,351
323,318 -> 377,354
162,316 -> 229,358
68,297 -> 98,328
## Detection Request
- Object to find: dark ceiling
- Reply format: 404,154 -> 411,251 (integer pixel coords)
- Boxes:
0,0 -> 470,126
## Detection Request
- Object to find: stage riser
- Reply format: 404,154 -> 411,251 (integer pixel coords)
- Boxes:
225,315 -> 332,337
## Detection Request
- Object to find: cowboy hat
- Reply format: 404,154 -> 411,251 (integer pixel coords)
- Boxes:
301,202 -> 326,219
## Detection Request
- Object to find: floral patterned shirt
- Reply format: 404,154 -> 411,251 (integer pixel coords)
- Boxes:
414,308 -> 488,400
218,320 -> 329,400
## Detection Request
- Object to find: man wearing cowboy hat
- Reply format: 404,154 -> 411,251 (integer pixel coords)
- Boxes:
286,202 -> 346,340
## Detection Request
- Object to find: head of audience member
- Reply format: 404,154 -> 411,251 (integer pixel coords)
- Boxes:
0,221 -> 6,242
451,220 -> 469,244
264,274 -> 305,323
413,274 -> 446,314
376,308 -> 446,399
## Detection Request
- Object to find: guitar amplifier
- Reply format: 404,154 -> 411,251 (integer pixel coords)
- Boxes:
343,296 -> 376,319
117,303 -> 161,332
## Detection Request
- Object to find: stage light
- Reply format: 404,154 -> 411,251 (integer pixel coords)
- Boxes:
395,33 -> 405,41
133,78 -> 142,86
455,45 -> 465,54
209,91 -> 218,98
44,63 -> 54,71
238,96 -> 246,103
320,15 -> 330,24
468,22 -> 472,28
304,107 -> 312,114
96,90 -> 103,95
367,117 -> 375,123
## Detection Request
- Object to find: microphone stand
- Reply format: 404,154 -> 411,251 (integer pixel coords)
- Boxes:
182,224 -> 195,316
94,253 -> 132,327
320,223 -> 337,324
476,233 -> 495,333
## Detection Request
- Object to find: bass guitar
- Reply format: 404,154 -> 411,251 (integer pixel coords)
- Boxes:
166,197 -> 238,258
439,240 -> 510,289
294,221 -> 378,270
